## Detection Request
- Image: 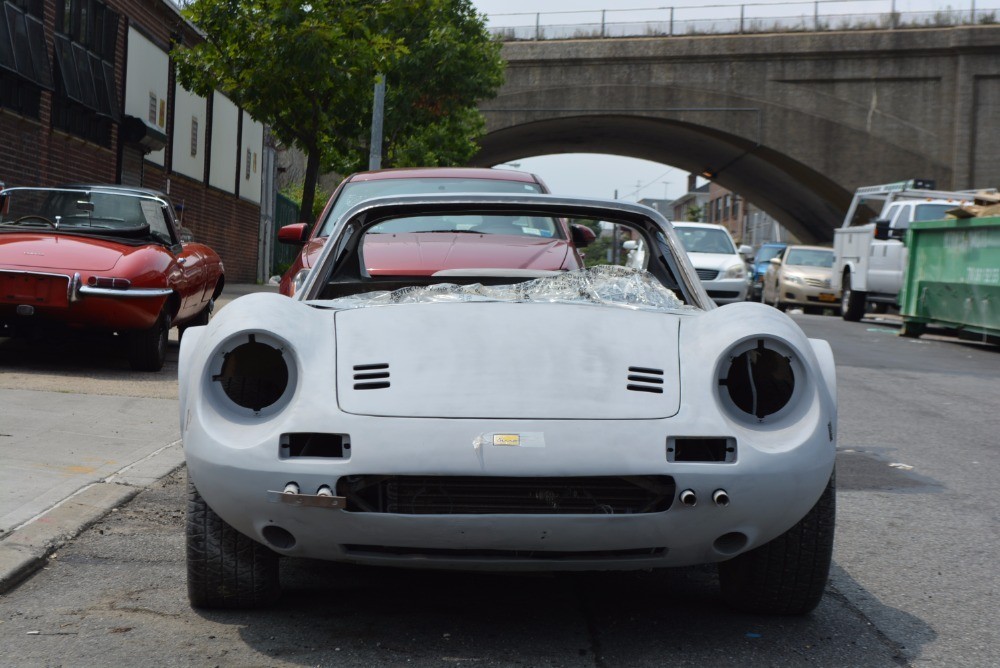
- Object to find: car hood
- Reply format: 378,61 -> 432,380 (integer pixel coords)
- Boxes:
335,301 -> 681,419
684,252 -> 742,272
363,232 -> 573,276
784,265 -> 834,281
0,233 -> 123,271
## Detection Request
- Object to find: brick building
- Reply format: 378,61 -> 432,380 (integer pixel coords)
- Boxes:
0,0 -> 267,282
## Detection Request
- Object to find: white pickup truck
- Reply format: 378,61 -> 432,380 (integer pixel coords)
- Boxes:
832,180 -> 983,321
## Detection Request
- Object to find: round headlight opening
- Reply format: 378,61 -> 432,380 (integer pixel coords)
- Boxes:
722,339 -> 794,419
215,335 -> 289,411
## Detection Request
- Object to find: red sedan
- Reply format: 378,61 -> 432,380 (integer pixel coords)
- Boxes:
278,167 -> 595,295
0,185 -> 224,371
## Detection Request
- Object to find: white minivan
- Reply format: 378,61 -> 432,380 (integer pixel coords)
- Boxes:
672,222 -> 752,305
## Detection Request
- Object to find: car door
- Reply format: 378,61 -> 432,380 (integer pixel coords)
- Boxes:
867,203 -> 907,295
144,199 -> 204,319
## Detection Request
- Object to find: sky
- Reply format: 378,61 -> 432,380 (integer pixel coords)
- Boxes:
472,0 -> 696,202
469,0 -> 997,203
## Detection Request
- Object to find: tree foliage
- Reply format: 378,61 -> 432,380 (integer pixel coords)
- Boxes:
173,0 -> 504,221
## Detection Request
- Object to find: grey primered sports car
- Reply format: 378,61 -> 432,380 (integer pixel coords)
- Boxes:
179,194 -> 837,614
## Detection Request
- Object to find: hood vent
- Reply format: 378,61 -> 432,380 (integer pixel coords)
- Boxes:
627,366 -> 664,394
353,363 -> 390,390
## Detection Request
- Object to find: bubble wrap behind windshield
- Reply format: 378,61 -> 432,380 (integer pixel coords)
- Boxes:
321,266 -> 695,312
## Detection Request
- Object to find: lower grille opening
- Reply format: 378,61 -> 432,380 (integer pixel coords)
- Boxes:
336,475 -> 676,514
343,545 -> 667,560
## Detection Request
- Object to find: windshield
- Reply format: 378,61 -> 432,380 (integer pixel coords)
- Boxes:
785,248 -> 834,267
673,227 -> 737,254
314,266 -> 694,314
318,177 -> 544,236
0,188 -> 173,243
755,245 -> 784,264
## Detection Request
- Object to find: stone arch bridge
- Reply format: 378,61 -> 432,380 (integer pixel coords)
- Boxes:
471,26 -> 1000,242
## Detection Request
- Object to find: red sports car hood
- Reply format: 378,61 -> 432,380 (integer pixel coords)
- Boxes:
0,233 -> 124,271
363,232 -> 573,276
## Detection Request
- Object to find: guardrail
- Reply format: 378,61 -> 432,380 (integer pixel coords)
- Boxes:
486,0 -> 999,40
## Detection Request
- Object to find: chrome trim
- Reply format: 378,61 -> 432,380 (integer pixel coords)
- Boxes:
78,285 -> 173,298
69,272 -> 81,303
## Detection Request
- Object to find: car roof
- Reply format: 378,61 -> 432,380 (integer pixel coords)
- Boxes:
59,184 -> 168,198
786,244 -> 833,252
1,184 -> 168,198
346,167 -> 540,185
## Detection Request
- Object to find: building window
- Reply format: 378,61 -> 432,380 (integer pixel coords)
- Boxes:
51,0 -> 119,147
0,0 -> 52,118
190,116 -> 198,157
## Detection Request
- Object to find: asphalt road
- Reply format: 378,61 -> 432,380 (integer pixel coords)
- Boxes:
1,305 -> 998,667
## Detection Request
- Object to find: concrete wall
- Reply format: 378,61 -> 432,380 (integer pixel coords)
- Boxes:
475,26 -> 1000,242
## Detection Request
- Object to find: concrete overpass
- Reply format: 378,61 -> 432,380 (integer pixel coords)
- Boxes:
472,26 -> 1000,242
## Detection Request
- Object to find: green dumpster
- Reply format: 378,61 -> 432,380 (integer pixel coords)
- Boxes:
899,216 -> 1000,341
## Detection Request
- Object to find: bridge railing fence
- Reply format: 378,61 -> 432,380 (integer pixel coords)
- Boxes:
487,1 -> 999,40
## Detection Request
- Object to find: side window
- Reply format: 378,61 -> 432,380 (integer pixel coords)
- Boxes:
889,204 -> 912,229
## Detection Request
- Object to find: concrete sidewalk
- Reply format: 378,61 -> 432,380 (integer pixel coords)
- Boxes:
0,283 -> 275,593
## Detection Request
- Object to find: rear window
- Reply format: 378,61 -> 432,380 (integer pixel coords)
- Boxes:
319,178 -> 544,236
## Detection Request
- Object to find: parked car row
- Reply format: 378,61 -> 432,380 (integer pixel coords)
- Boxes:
2,170 -> 839,618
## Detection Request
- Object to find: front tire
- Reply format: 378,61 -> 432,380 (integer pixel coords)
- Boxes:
186,477 -> 280,609
841,272 -> 866,322
128,311 -> 169,371
718,473 -> 835,615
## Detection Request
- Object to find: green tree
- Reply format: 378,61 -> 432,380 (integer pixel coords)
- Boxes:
173,0 -> 503,222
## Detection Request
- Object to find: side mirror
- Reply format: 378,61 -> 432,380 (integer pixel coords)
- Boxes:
873,218 -> 891,240
738,244 -> 753,258
622,240 -> 638,251
178,226 -> 194,243
769,256 -> 782,265
278,222 -> 310,245
570,224 -> 597,248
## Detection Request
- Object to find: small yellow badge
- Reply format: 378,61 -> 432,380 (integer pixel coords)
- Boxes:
492,434 -> 520,447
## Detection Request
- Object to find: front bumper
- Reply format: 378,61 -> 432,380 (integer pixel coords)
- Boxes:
184,409 -> 835,571
779,282 -> 840,308
701,276 -> 749,305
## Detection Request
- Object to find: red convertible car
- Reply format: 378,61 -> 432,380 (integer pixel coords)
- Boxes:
0,185 -> 224,371
277,167 -> 595,295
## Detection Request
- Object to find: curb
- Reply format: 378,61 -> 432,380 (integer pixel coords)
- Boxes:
0,441 -> 185,595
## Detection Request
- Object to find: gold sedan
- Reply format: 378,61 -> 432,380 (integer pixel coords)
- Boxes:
761,245 -> 840,314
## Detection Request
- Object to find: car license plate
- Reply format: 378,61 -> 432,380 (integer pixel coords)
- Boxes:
0,273 -> 70,307
818,293 -> 837,302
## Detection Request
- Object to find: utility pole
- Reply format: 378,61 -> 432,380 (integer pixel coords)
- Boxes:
368,74 -> 385,170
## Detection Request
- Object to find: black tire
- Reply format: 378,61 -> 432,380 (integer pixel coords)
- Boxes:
841,272 -> 866,322
718,472 -> 835,615
186,477 -> 280,609
128,311 -> 170,371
